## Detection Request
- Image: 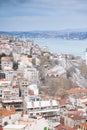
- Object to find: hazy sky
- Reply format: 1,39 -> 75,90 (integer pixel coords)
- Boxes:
0,0 -> 87,31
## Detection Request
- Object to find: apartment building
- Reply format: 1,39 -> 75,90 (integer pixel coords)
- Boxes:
24,68 -> 39,84
1,56 -> 13,70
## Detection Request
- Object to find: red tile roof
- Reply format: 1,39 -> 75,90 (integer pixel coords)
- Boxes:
13,85 -> 19,88
67,88 -> 87,94
55,124 -> 75,130
1,56 -> 12,61
68,114 -> 84,120
1,106 -> 16,117
80,123 -> 87,129
58,99 -> 70,106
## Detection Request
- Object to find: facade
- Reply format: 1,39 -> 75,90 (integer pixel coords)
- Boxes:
64,114 -> 85,128
1,57 -> 13,70
23,68 -> 39,84
3,124 -> 26,130
46,65 -> 66,78
2,99 -> 23,111
41,46 -> 49,52
3,70 -> 13,80
78,123 -> 87,130
0,73 -> 5,79
20,79 -> 29,97
2,111 -> 48,130
12,51 -> 20,62
0,79 -> 11,87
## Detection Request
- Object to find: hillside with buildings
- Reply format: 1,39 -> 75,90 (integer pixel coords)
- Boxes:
38,51 -> 87,97
0,35 -> 87,98
0,34 -> 87,130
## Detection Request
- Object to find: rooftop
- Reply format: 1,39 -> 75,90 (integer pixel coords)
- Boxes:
67,88 -> 87,94
1,106 -> 16,117
3,124 -> 26,129
68,114 -> 84,120
1,56 -> 12,61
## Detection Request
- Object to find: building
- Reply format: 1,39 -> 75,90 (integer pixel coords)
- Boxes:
0,79 -> 11,87
0,73 -> 5,79
18,55 -> 33,69
23,68 -> 39,84
3,70 -> 13,80
2,99 -> 23,111
41,46 -> 49,52
78,123 -> 87,130
20,79 -> 29,97
2,111 -> 48,130
1,57 -> 13,70
64,114 -> 85,128
55,123 -> 75,130
12,51 -> 20,62
46,65 -> 66,78
32,44 -> 41,55
3,124 -> 26,130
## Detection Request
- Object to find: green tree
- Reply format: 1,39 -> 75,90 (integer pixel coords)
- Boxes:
13,61 -> 18,70
0,53 -> 6,60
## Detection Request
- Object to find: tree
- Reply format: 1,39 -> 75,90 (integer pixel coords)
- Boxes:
4,122 -> 8,126
0,53 -> 6,60
13,61 -> 18,70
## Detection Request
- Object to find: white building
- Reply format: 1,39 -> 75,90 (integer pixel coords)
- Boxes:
2,112 -> 48,130
1,86 -> 19,100
1,56 -> 13,70
0,79 -> 11,87
41,46 -> 49,52
24,68 -> 39,84
3,124 -> 26,130
12,51 -> 20,62
27,84 -> 39,96
20,79 -> 29,97
46,65 -> 66,78
18,55 -> 33,69
3,70 -> 13,80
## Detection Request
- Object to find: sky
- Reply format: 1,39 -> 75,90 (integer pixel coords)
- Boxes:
0,0 -> 87,31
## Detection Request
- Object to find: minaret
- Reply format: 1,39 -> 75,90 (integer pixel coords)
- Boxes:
85,48 -> 87,65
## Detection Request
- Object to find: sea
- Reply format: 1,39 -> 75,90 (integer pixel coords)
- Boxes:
0,31 -> 87,58
29,38 -> 87,58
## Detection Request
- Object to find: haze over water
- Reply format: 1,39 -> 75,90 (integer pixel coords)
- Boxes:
31,38 -> 87,58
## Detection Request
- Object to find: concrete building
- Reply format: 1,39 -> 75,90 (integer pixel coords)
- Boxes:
46,65 -> 66,78
1,57 -> 13,70
64,114 -> 85,128
3,70 -> 13,80
78,123 -> 87,130
2,111 -> 48,130
23,68 -> 39,84
3,124 -> 26,130
0,79 -> 11,87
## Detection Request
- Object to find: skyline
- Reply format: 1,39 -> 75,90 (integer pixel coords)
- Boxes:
0,0 -> 87,31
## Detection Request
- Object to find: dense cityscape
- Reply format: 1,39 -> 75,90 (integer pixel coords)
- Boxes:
0,34 -> 87,130
1,0 -> 87,129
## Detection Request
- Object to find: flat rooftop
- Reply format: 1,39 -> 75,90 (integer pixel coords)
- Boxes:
3,124 -> 26,129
